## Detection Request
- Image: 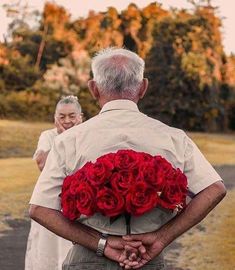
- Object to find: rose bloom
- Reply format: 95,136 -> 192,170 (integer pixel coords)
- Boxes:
126,181 -> 158,216
138,152 -> 153,163
75,181 -> 96,216
62,175 -> 74,192
69,171 -> 87,195
86,159 -> 113,187
114,149 -> 140,170
96,187 -> 125,217
110,170 -> 134,195
139,160 -> 162,188
158,169 -> 188,209
154,156 -> 173,175
61,191 -> 80,221
97,153 -> 116,164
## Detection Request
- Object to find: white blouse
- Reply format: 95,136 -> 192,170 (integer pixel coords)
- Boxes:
25,128 -> 72,270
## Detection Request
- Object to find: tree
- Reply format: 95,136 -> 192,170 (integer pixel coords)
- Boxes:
140,9 -> 226,131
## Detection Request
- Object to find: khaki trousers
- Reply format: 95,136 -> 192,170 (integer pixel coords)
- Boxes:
63,244 -> 165,270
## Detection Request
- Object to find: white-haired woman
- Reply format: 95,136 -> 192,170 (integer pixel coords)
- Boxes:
25,96 -> 83,270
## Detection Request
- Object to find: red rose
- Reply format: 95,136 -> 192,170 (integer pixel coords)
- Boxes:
138,152 -> 153,163
61,191 -> 80,221
153,156 -> 174,189
96,187 -> 125,217
69,171 -> 87,195
126,181 -> 158,216
158,169 -> 187,209
114,150 -> 139,170
74,166 -> 89,181
110,171 -> 133,195
62,175 -> 74,192
86,159 -> 113,187
75,181 -> 96,216
154,156 -> 173,175
97,153 -> 116,164
138,160 -> 159,188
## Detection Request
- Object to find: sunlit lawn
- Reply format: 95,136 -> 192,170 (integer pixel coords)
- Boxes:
188,132 -> 235,165
168,189 -> 235,270
0,158 -> 39,231
0,120 -> 53,158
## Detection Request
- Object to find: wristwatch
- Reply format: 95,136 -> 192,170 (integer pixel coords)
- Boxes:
96,233 -> 108,257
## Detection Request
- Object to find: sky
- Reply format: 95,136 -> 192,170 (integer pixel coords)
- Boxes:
0,0 -> 234,54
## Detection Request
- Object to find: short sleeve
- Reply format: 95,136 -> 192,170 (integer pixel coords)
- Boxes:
184,136 -> 222,195
30,136 -> 66,210
33,131 -> 53,159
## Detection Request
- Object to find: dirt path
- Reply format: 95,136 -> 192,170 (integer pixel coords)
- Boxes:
0,166 -> 234,270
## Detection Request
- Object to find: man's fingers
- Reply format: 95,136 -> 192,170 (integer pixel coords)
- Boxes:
123,259 -> 139,267
130,258 -> 149,269
129,252 -> 137,261
132,261 -> 148,269
123,235 -> 134,241
123,240 -> 142,248
138,244 -> 146,254
124,242 -> 146,256
123,234 -> 143,242
119,252 -> 127,264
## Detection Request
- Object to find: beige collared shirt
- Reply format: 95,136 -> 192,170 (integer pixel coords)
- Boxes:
30,99 -> 222,235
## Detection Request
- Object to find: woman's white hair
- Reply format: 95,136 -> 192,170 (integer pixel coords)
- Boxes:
91,47 -> 145,99
56,95 -> 82,113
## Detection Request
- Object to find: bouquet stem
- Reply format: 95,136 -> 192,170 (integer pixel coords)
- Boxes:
125,213 -> 131,235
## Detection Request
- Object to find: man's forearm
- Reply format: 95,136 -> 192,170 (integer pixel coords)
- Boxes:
29,205 -> 100,251
156,181 -> 226,248
29,205 -> 145,264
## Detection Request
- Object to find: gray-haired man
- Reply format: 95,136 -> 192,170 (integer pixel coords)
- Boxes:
29,48 -> 226,269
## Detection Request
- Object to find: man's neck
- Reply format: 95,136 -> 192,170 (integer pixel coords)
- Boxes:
99,97 -> 139,108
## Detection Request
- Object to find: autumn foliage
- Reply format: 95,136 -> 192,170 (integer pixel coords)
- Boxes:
0,2 -> 234,130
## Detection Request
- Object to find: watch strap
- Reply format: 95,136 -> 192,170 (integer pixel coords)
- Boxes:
96,234 -> 108,256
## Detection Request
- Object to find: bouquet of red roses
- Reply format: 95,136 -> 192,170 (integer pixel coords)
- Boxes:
61,149 -> 188,234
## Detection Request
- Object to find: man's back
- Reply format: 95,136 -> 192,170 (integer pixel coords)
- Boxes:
62,100 -> 186,174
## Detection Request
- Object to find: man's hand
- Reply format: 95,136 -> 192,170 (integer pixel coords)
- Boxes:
121,181 -> 226,269
104,236 -> 145,268
121,233 -> 164,269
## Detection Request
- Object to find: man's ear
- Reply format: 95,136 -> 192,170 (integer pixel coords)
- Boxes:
139,78 -> 148,99
88,80 -> 100,100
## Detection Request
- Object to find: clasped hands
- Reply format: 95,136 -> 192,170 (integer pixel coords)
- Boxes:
104,232 -> 164,269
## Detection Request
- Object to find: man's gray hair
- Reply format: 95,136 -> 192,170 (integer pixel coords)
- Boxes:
91,47 -> 145,98
56,95 -> 82,113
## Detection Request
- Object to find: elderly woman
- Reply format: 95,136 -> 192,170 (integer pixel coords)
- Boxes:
25,96 -> 83,270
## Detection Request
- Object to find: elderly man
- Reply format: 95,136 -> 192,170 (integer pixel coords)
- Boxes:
29,48 -> 226,270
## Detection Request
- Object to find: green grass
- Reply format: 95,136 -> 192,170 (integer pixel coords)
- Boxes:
0,158 -> 39,231
167,190 -> 235,270
0,120 -> 53,158
188,132 -> 235,165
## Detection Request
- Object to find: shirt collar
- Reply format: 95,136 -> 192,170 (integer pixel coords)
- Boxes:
99,99 -> 139,114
